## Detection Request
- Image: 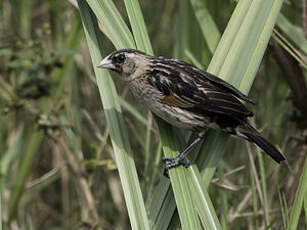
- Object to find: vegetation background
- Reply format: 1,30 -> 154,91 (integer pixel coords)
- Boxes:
0,0 -> 306,229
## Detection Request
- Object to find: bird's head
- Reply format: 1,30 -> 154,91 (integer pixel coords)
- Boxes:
97,49 -> 151,81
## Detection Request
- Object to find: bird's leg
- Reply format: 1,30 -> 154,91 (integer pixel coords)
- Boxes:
162,132 -> 205,177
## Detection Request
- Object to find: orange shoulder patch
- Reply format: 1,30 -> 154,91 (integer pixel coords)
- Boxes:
160,91 -> 192,108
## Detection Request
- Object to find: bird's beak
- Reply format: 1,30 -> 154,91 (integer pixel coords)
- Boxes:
97,55 -> 114,69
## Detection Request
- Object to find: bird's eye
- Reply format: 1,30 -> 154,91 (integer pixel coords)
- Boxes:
116,54 -> 126,63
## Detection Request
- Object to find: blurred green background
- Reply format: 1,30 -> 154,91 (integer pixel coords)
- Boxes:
0,0 -> 306,229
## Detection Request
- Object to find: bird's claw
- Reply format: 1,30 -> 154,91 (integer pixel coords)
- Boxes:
162,156 -> 190,178
161,156 -> 171,162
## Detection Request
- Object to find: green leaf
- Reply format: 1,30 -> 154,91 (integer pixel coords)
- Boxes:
123,0 -> 203,229
86,0 -> 135,49
123,0 -> 153,54
157,120 -> 202,230
200,0 -> 285,185
77,1 -> 150,229
277,14 -> 307,55
188,167 -> 222,230
0,124 -> 24,177
189,0 -> 221,54
8,128 -> 43,221
167,0 -> 285,226
286,157 -> 307,230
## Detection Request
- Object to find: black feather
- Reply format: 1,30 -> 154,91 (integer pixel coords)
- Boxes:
152,58 -> 255,104
237,124 -> 285,163
147,60 -> 254,119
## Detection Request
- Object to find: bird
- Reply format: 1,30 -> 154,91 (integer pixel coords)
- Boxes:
97,49 -> 285,176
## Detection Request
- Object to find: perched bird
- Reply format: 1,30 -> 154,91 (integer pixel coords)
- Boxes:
97,49 -> 285,176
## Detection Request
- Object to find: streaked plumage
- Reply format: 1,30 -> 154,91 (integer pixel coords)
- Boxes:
98,49 -> 285,175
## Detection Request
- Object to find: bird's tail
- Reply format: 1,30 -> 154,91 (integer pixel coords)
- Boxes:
236,123 -> 285,163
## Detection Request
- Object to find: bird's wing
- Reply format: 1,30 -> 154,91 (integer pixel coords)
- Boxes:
147,60 -> 253,119
190,80 -> 254,119
173,59 -> 255,105
195,70 -> 255,104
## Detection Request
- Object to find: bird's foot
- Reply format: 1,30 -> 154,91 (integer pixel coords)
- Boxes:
162,156 -> 190,177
